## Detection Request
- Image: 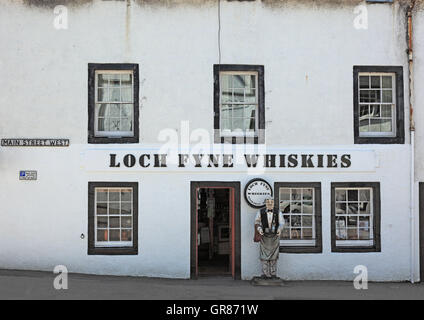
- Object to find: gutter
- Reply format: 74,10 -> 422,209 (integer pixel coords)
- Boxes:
407,0 -> 416,283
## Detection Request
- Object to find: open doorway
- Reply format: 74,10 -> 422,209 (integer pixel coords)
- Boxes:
197,188 -> 231,275
190,182 -> 241,279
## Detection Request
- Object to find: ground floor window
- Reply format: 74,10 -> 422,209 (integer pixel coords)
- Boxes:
88,182 -> 138,255
331,182 -> 380,252
275,182 -> 322,253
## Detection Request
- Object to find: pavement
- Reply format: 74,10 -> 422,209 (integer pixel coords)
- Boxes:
0,269 -> 423,300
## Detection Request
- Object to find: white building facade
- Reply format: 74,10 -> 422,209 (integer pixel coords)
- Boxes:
0,0 -> 423,281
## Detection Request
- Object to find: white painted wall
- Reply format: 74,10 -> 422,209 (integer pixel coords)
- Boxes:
0,0 -> 417,281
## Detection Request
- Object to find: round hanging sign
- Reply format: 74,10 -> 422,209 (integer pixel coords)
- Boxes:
244,178 -> 273,209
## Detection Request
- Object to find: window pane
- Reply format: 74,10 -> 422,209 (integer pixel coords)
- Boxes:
382,76 -> 392,88
335,189 -> 346,201
371,76 -> 380,88
291,229 -> 301,239
96,203 -> 108,215
233,105 -> 244,118
281,201 -> 290,213
98,104 -> 109,117
291,189 -> 301,200
109,74 -> 120,87
302,202 -> 313,213
336,228 -> 347,240
303,189 -> 313,201
98,88 -> 108,102
359,76 -> 369,89
347,203 -> 358,214
245,89 -> 256,103
232,75 -> 245,88
233,89 -> 244,103
380,119 -> 392,132
121,87 -> 133,102
98,118 -> 107,131
291,215 -> 301,227
280,188 -> 290,200
303,228 -> 313,239
359,228 -> 370,240
109,203 -> 120,215
302,215 -> 312,227
381,105 -> 392,117
336,202 -> 346,214
348,190 -> 358,201
110,88 -> 120,102
109,190 -> 120,201
221,106 -> 231,119
232,118 -> 244,131
244,105 -> 255,118
109,217 -> 120,228
359,119 -> 369,132
359,189 -> 370,201
382,90 -> 392,103
370,119 -> 382,132
359,202 -> 370,214
109,119 -> 121,131
97,217 -> 108,228
121,202 -> 132,215
121,229 -> 132,241
370,105 -> 380,117
281,228 -> 290,239
121,217 -> 132,228
96,189 -> 108,202
360,105 -> 369,118
347,228 -> 358,240
97,229 -> 108,242
359,216 -> 370,228
108,104 -> 120,117
121,189 -> 132,201
121,104 -> 133,117
98,74 -> 109,87
109,230 -> 120,241
244,118 -> 255,131
221,119 -> 231,131
121,74 -> 132,86
347,216 -> 357,227
121,118 -> 132,132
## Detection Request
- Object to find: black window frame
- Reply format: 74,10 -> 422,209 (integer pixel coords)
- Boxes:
88,181 -> 139,255
274,182 -> 322,254
353,65 -> 404,144
213,64 -> 265,144
331,182 -> 381,253
88,63 -> 139,144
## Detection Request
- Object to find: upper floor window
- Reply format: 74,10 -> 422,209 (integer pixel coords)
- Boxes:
353,66 -> 404,144
88,64 -> 139,144
214,65 -> 265,144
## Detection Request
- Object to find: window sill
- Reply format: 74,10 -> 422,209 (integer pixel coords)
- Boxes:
88,246 -> 138,255
88,135 -> 139,144
354,135 -> 404,144
279,245 -> 322,254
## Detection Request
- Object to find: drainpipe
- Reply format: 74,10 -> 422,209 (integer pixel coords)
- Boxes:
407,0 -> 416,283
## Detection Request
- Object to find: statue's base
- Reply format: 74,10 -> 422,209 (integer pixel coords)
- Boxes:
250,276 -> 284,286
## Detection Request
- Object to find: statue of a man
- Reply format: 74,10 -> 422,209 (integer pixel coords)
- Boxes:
254,196 -> 284,279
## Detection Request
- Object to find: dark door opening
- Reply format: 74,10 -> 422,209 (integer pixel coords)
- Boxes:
197,188 -> 231,276
190,181 -> 241,280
